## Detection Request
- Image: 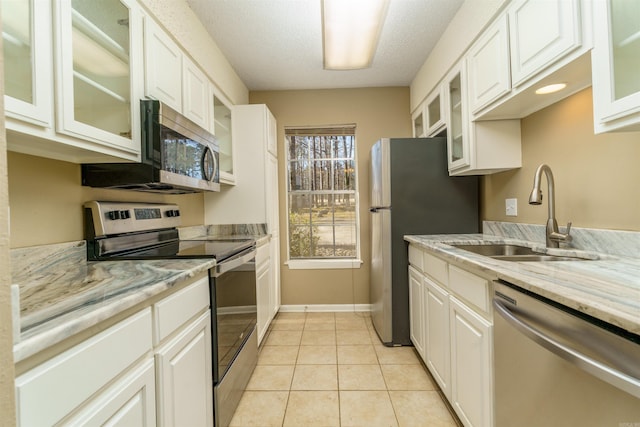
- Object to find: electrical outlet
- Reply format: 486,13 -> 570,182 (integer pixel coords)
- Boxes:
505,198 -> 518,216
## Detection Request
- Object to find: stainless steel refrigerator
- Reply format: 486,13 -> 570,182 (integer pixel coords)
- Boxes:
369,137 -> 479,346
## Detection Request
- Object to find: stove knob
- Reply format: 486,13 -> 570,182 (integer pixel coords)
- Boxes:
108,210 -> 121,220
120,210 -> 131,219
173,209 -> 180,217
166,209 -> 180,217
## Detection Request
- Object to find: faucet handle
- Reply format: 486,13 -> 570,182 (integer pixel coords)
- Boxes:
565,222 -> 572,236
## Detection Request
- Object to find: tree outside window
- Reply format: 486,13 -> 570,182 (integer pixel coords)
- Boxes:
286,126 -> 359,260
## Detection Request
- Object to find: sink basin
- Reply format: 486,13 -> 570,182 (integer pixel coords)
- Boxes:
451,244 -> 591,262
452,244 -> 537,256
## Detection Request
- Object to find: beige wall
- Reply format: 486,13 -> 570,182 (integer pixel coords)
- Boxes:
7,151 -> 205,248
250,87 -> 412,306
483,87 -> 640,231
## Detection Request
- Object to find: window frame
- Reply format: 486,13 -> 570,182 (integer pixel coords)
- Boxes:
284,126 -> 362,270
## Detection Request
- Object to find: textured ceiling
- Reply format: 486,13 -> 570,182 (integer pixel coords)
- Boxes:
186,0 -> 464,91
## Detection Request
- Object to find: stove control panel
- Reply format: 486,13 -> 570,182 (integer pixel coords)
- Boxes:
85,201 -> 182,237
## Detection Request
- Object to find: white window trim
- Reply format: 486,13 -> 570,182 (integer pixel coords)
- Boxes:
284,128 -> 361,267
286,258 -> 363,270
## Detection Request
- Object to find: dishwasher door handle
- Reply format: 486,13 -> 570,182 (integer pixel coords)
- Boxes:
493,298 -> 640,399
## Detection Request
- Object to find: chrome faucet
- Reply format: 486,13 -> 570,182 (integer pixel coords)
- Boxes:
528,164 -> 572,248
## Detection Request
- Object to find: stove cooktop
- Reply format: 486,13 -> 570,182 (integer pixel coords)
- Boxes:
103,238 -> 255,262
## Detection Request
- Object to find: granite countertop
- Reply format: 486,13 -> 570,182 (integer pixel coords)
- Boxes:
11,223 -> 269,363
405,229 -> 640,337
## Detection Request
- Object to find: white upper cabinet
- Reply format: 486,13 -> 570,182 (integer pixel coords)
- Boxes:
143,15 -> 182,113
2,0 -> 53,127
467,15 -> 511,114
182,56 -> 209,130
592,0 -> 640,133
445,59 -> 521,176
55,0 -> 142,154
425,86 -> 446,136
412,105 -> 426,138
143,14 -> 211,130
444,62 -> 469,172
508,0 -> 581,87
211,88 -> 235,184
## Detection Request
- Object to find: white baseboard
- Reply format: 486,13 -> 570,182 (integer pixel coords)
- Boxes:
278,304 -> 371,313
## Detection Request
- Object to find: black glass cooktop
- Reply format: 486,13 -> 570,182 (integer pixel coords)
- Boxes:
104,238 -> 254,262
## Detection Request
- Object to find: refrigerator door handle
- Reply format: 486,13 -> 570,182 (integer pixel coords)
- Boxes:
369,207 -> 391,213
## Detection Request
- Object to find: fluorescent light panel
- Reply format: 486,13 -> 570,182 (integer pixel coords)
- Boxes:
322,0 -> 389,70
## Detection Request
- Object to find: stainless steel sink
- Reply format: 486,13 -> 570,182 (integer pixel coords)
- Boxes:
452,244 -> 537,257
451,243 -> 591,262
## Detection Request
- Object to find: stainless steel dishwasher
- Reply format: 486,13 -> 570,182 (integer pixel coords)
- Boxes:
493,281 -> 640,427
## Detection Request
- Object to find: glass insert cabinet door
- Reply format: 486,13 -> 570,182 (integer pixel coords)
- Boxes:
2,0 -> 53,126
446,63 -> 469,172
593,0 -> 640,130
55,0 -> 142,152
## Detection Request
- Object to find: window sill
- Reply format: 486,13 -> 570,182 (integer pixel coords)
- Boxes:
286,259 -> 363,270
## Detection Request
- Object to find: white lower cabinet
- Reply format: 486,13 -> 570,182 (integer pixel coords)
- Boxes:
256,242 -> 273,345
424,276 -> 451,399
15,275 -> 213,427
408,244 -> 494,427
408,266 -> 425,358
155,311 -> 213,427
64,359 -> 157,427
449,296 -> 493,427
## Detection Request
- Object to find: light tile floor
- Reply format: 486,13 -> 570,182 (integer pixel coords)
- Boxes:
229,312 -> 461,427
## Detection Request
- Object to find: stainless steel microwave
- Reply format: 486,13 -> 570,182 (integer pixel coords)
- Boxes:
82,100 -> 220,194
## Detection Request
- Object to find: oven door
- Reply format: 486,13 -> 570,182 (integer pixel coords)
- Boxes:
210,247 -> 257,383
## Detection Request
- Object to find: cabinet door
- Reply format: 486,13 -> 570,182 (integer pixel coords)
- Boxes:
212,89 -> 235,184
267,106 -> 277,156
424,277 -> 451,399
425,87 -> 445,137
467,14 -> 511,114
592,0 -> 640,132
449,296 -> 493,427
54,0 -> 142,154
156,311 -> 214,427
182,57 -> 209,129
256,249 -> 271,345
408,266 -> 425,359
143,15 -> 182,112
15,309 -> 152,427
270,235 -> 281,317
412,105 -> 426,138
63,359 -> 156,426
509,0 -> 581,87
2,0 -> 53,127
444,62 -> 470,172
266,153 -> 280,235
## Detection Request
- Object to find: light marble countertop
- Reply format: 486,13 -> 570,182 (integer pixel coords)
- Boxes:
405,233 -> 640,336
11,223 -> 269,363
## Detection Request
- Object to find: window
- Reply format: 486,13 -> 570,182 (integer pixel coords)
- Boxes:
285,125 -> 360,268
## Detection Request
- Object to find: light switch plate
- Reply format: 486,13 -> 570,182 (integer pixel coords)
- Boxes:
505,198 -> 518,216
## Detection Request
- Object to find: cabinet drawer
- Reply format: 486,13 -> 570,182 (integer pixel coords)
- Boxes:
408,245 -> 424,271
424,252 -> 448,286
448,265 -> 489,313
154,276 -> 210,344
15,309 -> 152,427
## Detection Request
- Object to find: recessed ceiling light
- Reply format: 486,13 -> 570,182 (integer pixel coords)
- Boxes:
322,0 -> 389,70
535,83 -> 567,95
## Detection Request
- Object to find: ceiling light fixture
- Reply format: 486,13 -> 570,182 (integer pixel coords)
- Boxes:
535,83 -> 567,95
322,0 -> 389,70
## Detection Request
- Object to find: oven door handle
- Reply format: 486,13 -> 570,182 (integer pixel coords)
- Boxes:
212,248 -> 256,277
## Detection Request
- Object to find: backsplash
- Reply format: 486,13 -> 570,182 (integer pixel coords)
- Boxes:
179,224 -> 268,240
484,221 -> 640,258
